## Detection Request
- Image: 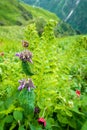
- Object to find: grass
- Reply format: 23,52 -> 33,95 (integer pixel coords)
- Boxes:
0,26 -> 24,41
20,3 -> 59,21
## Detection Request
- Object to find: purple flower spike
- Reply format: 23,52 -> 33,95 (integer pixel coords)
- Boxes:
34,107 -> 40,114
28,87 -> 31,91
18,79 -> 35,91
28,59 -> 33,63
18,79 -> 26,91
18,84 -> 25,91
18,85 -> 23,90
28,79 -> 36,89
15,50 -> 33,63
16,53 -> 20,57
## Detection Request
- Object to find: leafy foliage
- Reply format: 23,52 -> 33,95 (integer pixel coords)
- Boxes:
0,20 -> 87,130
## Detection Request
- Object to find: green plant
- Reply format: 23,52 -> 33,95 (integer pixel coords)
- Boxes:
0,20 -> 87,130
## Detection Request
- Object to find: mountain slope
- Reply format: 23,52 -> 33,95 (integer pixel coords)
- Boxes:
0,0 -> 76,36
22,0 -> 87,34
0,0 -> 58,26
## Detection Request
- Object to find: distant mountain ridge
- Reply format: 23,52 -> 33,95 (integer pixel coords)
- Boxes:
21,0 -> 87,34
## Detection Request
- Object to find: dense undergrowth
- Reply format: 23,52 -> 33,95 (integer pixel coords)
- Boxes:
0,21 -> 87,130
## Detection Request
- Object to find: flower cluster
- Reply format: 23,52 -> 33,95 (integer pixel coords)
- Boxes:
16,50 -> 33,63
76,90 -> 81,97
18,78 -> 35,91
0,52 -> 4,56
34,107 -> 40,114
38,118 -> 46,127
22,40 -> 29,48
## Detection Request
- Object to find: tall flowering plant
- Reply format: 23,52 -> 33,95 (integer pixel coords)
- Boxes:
15,40 -> 46,129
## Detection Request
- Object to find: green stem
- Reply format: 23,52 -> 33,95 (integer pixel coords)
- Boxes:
42,107 -> 47,117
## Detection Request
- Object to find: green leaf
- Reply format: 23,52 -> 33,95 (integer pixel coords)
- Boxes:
0,68 -> 2,75
5,115 -> 13,123
13,111 -> 23,121
57,114 -> 68,124
29,124 -> 35,130
18,126 -> 25,130
29,124 -> 42,130
0,120 -> 5,130
81,121 -> 87,130
0,104 -> 15,115
65,109 -> 72,117
9,121 -> 17,130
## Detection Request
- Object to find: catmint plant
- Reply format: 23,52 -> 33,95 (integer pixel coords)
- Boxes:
18,78 -> 35,91
16,50 -> 33,63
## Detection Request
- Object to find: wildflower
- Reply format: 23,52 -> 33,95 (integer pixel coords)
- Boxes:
27,79 -> 35,91
22,40 -> 29,47
76,90 -> 81,97
15,53 -> 20,57
18,79 -> 26,90
18,79 -> 35,91
0,52 -> 4,56
16,50 -> 33,63
34,107 -> 40,114
38,118 -> 46,127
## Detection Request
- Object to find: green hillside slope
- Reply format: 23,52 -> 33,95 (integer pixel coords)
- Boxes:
0,0 -> 58,26
0,0 -> 76,37
22,0 -> 87,34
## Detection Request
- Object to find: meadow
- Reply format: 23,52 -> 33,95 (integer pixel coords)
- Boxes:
0,21 -> 87,130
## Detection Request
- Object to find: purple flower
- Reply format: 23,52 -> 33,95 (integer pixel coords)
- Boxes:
34,107 -> 40,114
15,53 -> 20,57
15,50 -> 33,63
18,85 -> 23,90
25,79 -> 35,91
18,79 -> 35,91
18,79 -> 25,90
28,79 -> 35,88
28,87 -> 31,91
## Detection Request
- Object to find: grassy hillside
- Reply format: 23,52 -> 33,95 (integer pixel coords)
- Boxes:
22,0 -> 87,34
0,0 -> 76,37
0,0 -> 58,26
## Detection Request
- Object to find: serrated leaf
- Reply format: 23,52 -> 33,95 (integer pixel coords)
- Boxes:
0,104 -> 15,115
13,111 -> 23,121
